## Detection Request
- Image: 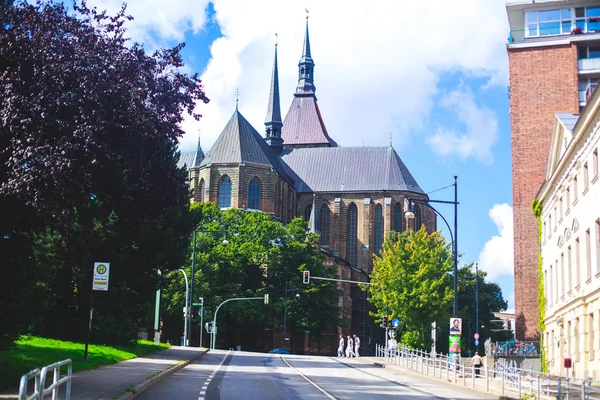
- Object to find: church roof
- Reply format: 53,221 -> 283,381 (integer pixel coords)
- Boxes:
177,136 -> 205,170
200,110 -> 294,185
280,146 -> 424,194
282,96 -> 337,147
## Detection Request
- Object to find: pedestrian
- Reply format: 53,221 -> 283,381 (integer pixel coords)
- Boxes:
472,352 -> 482,377
337,334 -> 345,357
353,334 -> 360,357
346,335 -> 354,357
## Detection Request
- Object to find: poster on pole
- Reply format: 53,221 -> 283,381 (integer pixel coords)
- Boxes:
449,317 -> 462,335
93,262 -> 110,291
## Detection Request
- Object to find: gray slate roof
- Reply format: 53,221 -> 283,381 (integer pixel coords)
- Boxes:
200,110 -> 294,185
280,146 -> 424,194
556,113 -> 579,132
177,145 -> 205,170
282,96 -> 337,147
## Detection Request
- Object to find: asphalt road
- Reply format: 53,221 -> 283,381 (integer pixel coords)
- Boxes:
136,350 -> 499,400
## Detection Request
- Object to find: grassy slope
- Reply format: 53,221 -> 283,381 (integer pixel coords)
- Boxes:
0,336 -> 170,391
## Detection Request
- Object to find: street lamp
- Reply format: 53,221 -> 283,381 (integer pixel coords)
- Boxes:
283,281 -> 300,349
405,176 -> 459,317
189,229 -> 228,346
177,269 -> 189,347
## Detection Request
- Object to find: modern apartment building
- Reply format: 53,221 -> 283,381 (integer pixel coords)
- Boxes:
536,89 -> 600,379
507,0 -> 600,341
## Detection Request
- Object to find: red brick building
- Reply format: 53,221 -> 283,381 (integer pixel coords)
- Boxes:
179,19 -> 435,352
506,0 -> 599,339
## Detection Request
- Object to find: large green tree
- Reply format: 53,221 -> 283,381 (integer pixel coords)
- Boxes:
0,0 -> 207,348
368,228 -> 453,349
161,203 -> 340,351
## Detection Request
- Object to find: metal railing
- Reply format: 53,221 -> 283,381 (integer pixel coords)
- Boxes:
19,359 -> 72,400
508,25 -> 600,44
375,344 -> 600,399
486,338 -> 540,357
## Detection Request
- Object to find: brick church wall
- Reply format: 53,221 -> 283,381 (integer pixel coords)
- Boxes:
508,43 -> 579,339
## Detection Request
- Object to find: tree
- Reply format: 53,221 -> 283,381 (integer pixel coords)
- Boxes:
0,0 -> 208,348
368,228 -> 453,349
160,203 -> 341,350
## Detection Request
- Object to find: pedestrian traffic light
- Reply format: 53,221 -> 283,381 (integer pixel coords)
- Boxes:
198,297 -> 204,307
303,271 -> 310,284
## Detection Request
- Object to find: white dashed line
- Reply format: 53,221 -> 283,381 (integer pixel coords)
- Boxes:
199,351 -> 231,397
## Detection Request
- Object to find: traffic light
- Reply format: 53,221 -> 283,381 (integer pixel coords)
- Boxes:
198,297 -> 204,307
303,271 -> 310,284
381,315 -> 388,328
387,318 -> 392,328
205,322 -> 212,333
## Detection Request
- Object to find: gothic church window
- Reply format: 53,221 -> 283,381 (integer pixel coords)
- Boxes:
375,204 -> 383,255
199,179 -> 205,203
218,175 -> 232,208
347,203 -> 358,266
304,205 -> 312,221
248,178 -> 261,210
320,204 -> 330,246
393,203 -> 402,232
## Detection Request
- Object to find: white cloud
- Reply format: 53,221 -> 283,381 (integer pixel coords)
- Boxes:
478,203 -> 514,281
427,88 -> 499,165
89,0 -> 510,153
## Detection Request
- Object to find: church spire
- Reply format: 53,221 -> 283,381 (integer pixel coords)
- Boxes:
265,35 -> 283,152
296,12 -> 315,95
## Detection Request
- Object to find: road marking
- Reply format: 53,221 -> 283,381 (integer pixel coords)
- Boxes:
200,391 -> 205,395
199,351 -> 231,398
281,356 -> 337,400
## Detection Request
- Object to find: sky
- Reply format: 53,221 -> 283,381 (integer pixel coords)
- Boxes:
88,0 -> 516,311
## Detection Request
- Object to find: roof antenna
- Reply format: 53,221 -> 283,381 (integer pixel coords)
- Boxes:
235,88 -> 240,111
275,32 -> 278,46
389,132 -> 393,147
305,8 -> 309,19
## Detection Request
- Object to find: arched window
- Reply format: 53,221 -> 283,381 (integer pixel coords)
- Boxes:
346,203 -> 358,266
415,205 -> 422,231
393,203 -> 402,232
304,205 -> 312,222
199,179 -> 205,203
375,204 -> 383,255
248,178 -> 260,210
218,176 -> 232,208
319,204 -> 330,246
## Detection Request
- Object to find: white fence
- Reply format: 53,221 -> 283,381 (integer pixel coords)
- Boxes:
19,359 -> 72,400
375,344 -> 600,399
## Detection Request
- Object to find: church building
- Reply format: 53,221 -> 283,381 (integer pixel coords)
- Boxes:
178,18 -> 436,353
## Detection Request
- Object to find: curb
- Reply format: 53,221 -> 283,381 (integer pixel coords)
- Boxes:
116,348 -> 210,400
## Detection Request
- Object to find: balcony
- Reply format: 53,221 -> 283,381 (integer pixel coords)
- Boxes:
578,57 -> 600,72
509,24 -> 600,45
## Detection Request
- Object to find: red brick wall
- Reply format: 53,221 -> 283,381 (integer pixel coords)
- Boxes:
509,43 -> 579,339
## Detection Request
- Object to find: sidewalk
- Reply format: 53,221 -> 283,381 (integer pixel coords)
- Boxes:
0,346 -> 208,400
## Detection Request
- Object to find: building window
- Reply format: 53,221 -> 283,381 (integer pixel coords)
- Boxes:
248,178 -> 260,210
549,215 -> 553,237
525,8 -> 572,37
545,268 -> 550,306
346,203 -> 358,266
574,318 -> 580,362
596,219 -> 600,275
559,197 -> 563,221
199,179 -> 205,203
375,204 -> 383,255
579,79 -> 600,105
566,187 -> 571,212
319,204 -> 330,246
554,206 -> 558,230
567,245 -> 572,291
304,205 -> 312,222
590,313 -> 596,361
574,175 -> 579,202
393,203 -> 402,232
549,264 -> 554,305
543,222 -> 547,240
218,176 -> 232,208
560,253 -> 565,298
586,228 -> 592,281
576,237 -> 581,286
584,162 -> 589,191
593,149 -> 598,179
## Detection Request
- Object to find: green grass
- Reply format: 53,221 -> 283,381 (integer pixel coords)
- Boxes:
0,336 -> 170,391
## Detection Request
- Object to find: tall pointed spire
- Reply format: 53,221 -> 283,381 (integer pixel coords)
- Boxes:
296,12 -> 315,95
265,34 -> 283,152
194,129 -> 205,167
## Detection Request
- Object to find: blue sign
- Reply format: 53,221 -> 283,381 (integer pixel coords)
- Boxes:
392,318 -> 400,328
474,339 -> 479,346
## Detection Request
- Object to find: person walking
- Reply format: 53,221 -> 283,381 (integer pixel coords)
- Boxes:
346,335 -> 354,357
472,352 -> 482,377
353,334 -> 360,357
337,334 -> 345,357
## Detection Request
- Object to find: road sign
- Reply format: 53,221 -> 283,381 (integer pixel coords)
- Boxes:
92,262 -> 110,291
475,339 -> 479,346
392,318 -> 400,328
193,302 -> 203,306
474,333 -> 480,340
198,308 -> 207,317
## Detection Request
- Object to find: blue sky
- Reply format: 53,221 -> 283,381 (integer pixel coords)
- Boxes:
89,0 -> 516,310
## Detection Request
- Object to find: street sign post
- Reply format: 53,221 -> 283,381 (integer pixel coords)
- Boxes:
92,262 -> 110,291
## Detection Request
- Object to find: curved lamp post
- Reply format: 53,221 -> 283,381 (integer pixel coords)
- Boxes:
405,176 -> 459,317
178,269 -> 189,346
